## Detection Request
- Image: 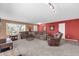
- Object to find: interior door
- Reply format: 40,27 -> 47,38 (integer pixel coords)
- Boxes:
59,23 -> 65,38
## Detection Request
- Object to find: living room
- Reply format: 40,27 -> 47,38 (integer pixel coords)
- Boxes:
0,0 -> 79,56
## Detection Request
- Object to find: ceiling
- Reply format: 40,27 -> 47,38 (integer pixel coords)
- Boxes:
0,3 -> 79,24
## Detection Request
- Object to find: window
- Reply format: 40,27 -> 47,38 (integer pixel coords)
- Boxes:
33,25 -> 38,31
6,23 -> 26,35
43,26 -> 46,31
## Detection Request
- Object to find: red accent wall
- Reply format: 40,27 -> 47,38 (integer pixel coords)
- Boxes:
46,19 -> 79,40
38,24 -> 46,32
65,20 -> 79,40
38,19 -> 79,40
46,23 -> 59,35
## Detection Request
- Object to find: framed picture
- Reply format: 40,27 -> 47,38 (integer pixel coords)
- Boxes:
49,26 -> 55,31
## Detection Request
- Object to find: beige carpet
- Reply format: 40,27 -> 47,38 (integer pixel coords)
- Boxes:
0,39 -> 79,56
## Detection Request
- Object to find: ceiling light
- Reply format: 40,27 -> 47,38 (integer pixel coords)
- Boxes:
48,3 -> 55,12
49,3 -> 55,9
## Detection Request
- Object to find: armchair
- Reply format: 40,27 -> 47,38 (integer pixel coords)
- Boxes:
47,32 -> 63,46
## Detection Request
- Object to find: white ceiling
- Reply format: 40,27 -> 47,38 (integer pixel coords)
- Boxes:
0,3 -> 79,24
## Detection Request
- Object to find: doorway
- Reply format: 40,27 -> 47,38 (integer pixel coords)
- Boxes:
59,23 -> 65,38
